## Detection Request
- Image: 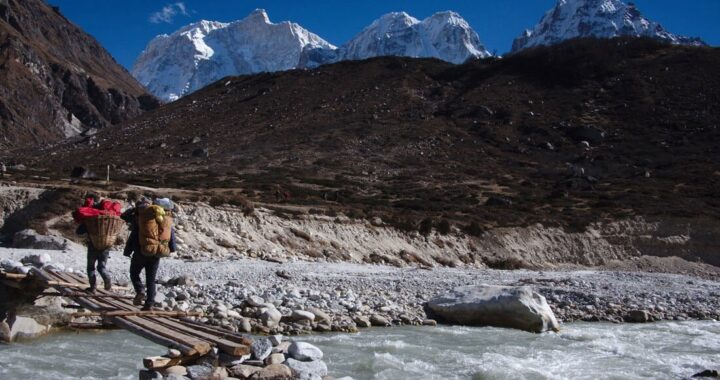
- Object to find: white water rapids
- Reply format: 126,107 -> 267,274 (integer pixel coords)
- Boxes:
1,322 -> 718,379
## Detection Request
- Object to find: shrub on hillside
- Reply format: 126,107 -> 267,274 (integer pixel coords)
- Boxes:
418,217 -> 434,236
437,219 -> 451,235
463,221 -> 484,237
483,256 -> 529,270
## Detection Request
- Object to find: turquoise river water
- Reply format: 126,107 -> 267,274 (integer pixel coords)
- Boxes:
1,321 -> 718,379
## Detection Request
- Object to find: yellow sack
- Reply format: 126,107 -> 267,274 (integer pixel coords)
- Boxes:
138,205 -> 172,258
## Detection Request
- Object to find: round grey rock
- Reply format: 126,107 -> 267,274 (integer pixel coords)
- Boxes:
288,341 -> 323,361
285,358 -> 328,379
251,338 -> 273,361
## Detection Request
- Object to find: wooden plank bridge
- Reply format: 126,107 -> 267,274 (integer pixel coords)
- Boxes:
1,269 -> 252,370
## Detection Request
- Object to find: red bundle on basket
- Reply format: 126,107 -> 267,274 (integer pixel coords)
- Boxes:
73,198 -> 125,250
73,198 -> 123,224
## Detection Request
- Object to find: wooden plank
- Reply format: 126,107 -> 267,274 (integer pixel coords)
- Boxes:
84,291 -> 212,356
122,315 -> 211,356
1,272 -> 26,280
143,356 -> 177,369
45,270 -> 130,291
68,274 -> 240,355
84,280 -> 249,355
36,270 -> 104,311
68,322 -> 112,329
48,280 -> 130,291
66,284 -> 204,357
41,292 -> 134,300
57,270 -> 214,357
50,283 -> 201,356
72,310 -> 203,318
178,318 -> 254,345
110,316 -> 201,356
149,316 -> 251,356
142,355 -> 198,370
45,271 -> 98,302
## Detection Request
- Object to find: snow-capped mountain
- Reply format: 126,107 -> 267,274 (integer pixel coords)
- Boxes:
132,10 -> 335,102
338,11 -> 491,65
512,0 -> 705,52
133,9 -> 491,102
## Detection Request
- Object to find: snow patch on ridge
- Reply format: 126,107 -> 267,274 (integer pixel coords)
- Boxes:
512,0 -> 705,52
132,9 -> 491,102
132,9 -> 334,102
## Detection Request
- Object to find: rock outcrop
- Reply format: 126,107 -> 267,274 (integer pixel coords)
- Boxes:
30,40 -> 720,247
1,315 -> 50,342
426,285 -> 560,333
12,229 -> 75,251
0,0 -> 158,148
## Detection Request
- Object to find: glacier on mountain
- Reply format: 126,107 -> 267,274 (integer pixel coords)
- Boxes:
512,0 -> 705,52
337,11 -> 490,65
132,10 -> 335,102
132,9 -> 491,102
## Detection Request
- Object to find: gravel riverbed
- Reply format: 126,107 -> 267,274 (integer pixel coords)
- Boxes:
2,248 -> 719,336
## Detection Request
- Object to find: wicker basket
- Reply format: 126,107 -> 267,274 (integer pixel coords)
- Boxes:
84,215 -> 125,251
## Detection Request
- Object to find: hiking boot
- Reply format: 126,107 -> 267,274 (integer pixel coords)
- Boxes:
104,282 -> 113,291
133,292 -> 145,306
84,287 -> 96,293
141,304 -> 155,312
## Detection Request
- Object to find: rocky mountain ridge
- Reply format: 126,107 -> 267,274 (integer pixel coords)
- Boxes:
132,10 -> 335,102
15,38 -> 720,240
512,0 -> 705,52
334,11 -> 490,65
132,9 -> 491,101
0,0 -> 158,149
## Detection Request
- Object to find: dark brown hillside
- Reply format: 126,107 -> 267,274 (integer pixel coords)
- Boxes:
0,0 -> 158,149
13,38 -> 720,233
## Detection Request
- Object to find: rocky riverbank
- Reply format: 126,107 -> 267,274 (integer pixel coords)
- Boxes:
139,338 -> 333,380
2,248 -> 719,340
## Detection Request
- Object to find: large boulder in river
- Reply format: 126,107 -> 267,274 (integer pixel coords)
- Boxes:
288,341 -> 323,361
285,358 -> 328,379
3,316 -> 51,342
425,285 -> 560,333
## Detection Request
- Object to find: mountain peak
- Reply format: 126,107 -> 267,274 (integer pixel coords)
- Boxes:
378,11 -> 415,21
512,0 -> 706,52
426,10 -> 463,22
371,11 -> 420,30
244,8 -> 270,24
133,9 -> 491,101
341,11 -> 490,64
175,19 -> 227,36
132,9 -> 333,102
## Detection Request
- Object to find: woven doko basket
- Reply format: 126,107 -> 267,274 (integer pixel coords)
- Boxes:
85,215 -> 125,251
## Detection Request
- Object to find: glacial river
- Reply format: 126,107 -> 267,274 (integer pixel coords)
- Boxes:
1,322 -> 718,380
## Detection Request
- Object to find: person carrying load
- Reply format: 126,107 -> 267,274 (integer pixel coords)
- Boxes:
74,193 -> 124,292
124,197 -> 176,311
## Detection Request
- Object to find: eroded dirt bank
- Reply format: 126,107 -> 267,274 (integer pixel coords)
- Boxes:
1,184 -> 719,271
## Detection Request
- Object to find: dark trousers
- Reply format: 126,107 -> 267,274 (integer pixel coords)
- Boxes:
130,253 -> 160,307
87,247 -> 111,289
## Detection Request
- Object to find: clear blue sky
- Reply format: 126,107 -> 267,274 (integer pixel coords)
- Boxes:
50,0 -> 720,70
